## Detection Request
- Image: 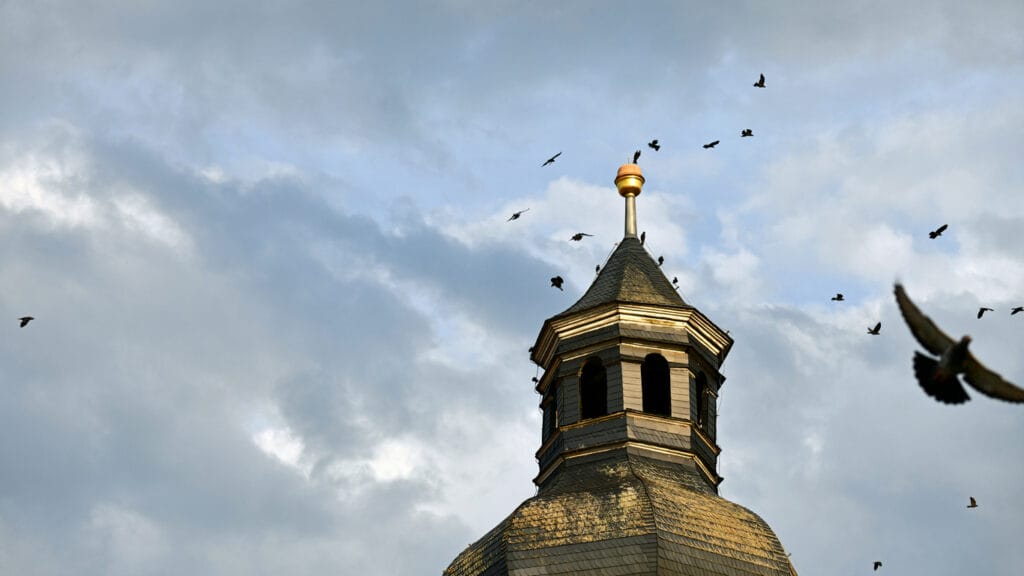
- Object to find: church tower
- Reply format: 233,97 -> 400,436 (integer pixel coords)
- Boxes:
444,164 -> 797,576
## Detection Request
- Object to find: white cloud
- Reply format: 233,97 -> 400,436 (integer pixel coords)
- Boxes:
253,426 -> 311,478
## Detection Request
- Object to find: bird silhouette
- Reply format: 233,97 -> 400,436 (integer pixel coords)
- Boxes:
672,276 -> 679,285
895,283 -> 1024,404
1012,307 -> 1023,316
831,293 -> 845,301
868,322 -> 881,335
542,152 -> 561,166
977,307 -> 994,319
873,561 -> 882,571
570,233 -> 593,241
550,276 -> 564,291
753,73 -> 766,88
633,149 -> 641,164
531,376 -> 539,383
929,224 -> 948,239
741,129 -> 753,137
657,256 -> 664,266
507,208 -> 530,221
648,139 -> 660,151
19,316 -> 34,328
640,231 -> 646,245
703,140 -> 720,149
967,496 -> 978,508
595,264 -> 601,274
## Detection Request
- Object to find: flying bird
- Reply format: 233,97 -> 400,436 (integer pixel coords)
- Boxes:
542,152 -> 561,166
657,256 -> 664,266
19,316 -> 34,328
967,496 -> 978,509
648,139 -> 660,151
741,129 -> 753,137
831,293 -> 845,301
703,140 -> 720,149
1011,306 -> 1023,316
570,232 -> 593,241
753,73 -> 766,88
977,307 -> 994,319
868,322 -> 881,335
873,561 -> 882,571
507,208 -> 530,221
929,224 -> 948,239
550,276 -> 564,291
640,231 -> 646,246
894,283 -> 1024,404
633,149 -> 641,164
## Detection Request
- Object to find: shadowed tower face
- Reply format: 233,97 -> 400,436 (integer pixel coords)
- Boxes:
444,163 -> 797,576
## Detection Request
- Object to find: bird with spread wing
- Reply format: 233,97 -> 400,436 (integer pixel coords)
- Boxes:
894,283 -> 1024,404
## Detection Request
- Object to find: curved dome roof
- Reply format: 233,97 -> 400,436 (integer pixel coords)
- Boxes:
444,452 -> 797,576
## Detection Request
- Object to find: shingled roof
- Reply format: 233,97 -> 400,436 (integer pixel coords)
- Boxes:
443,451 -> 797,576
556,236 -> 689,319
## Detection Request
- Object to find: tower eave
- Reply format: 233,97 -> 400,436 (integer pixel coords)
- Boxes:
532,301 -> 733,370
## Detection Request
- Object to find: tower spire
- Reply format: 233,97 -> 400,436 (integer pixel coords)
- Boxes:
615,163 -> 644,238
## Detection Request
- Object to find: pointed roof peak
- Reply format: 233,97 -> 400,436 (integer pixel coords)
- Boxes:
556,237 -> 688,318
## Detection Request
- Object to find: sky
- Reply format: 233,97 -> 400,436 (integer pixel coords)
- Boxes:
1,1 -> 1023,574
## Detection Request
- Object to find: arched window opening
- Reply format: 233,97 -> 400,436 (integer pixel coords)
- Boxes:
579,357 -> 608,420
695,372 -> 709,430
641,353 -> 671,416
543,382 -> 559,440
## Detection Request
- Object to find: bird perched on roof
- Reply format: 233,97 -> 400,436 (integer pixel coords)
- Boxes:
542,152 -> 561,166
967,496 -> 978,508
570,232 -> 593,241
648,139 -> 660,151
550,276 -> 564,291
703,140 -> 720,149
741,129 -> 753,137
977,307 -> 994,319
873,561 -> 882,571
640,231 -> 646,245
595,264 -> 600,275
753,73 -> 766,88
19,316 -> 34,328
633,149 -> 641,164
831,293 -> 844,301
894,283 -> 1024,404
868,322 -> 881,335
657,256 -> 664,266
929,224 -> 948,239
1012,306 -> 1023,316
507,208 -> 530,221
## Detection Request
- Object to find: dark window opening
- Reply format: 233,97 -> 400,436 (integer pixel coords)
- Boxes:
579,357 -> 608,420
695,372 -> 709,430
641,353 -> 671,416
543,382 -> 559,439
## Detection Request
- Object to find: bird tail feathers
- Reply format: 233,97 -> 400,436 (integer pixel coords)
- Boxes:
913,352 -> 970,404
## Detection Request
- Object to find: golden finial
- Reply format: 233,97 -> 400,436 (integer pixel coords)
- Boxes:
615,163 -> 644,238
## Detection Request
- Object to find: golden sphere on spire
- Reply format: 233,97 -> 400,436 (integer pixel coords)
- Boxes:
615,163 -> 644,197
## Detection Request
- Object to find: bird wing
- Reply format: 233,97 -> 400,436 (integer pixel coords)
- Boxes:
937,224 -> 948,234
872,322 -> 881,332
894,283 -> 956,355
962,353 -> 1024,403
